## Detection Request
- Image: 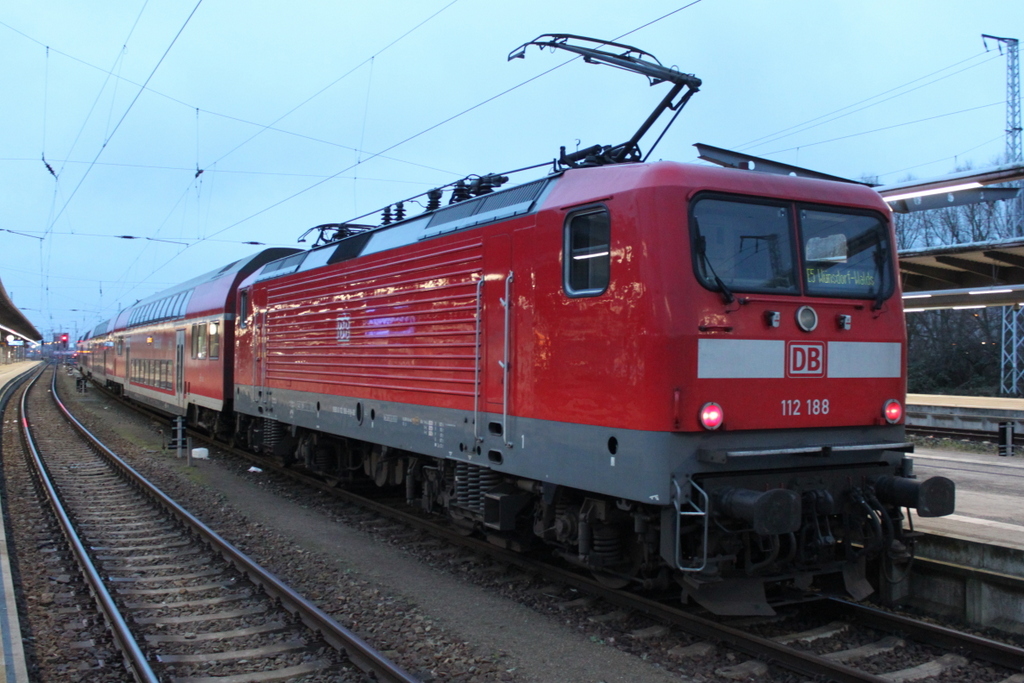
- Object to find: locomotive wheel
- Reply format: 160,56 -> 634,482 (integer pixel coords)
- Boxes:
590,529 -> 643,588
592,570 -> 631,589
446,509 -> 476,536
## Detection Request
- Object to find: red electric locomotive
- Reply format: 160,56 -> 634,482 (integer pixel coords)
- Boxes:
82,36 -> 954,614
231,157 -> 951,614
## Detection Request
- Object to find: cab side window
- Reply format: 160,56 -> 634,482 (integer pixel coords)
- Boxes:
564,208 -> 610,296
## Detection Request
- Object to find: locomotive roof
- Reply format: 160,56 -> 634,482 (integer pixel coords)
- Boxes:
249,175 -> 557,285
247,160 -> 892,287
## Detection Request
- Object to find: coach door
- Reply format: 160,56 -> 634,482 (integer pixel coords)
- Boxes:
482,234 -> 513,443
175,329 -> 185,401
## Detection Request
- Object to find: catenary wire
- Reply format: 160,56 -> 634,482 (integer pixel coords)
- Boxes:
0,19 -> 461,179
203,0 -> 460,169
735,51 -> 998,151
195,1 -> 708,244
57,0 -> 152,180
1,157 -> 448,181
45,0 -> 205,234
876,134 -> 1007,181
116,0 -> 709,295
760,101 -> 1004,156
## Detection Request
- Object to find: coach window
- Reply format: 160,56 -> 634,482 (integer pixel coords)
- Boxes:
191,323 -> 208,360
197,323 -> 208,360
208,321 -> 221,359
564,208 -> 611,296
171,293 -> 185,318
691,196 -> 797,295
116,337 -> 124,355
239,290 -> 249,329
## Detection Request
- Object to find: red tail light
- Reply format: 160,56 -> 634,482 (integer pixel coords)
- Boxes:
883,399 -> 902,424
700,402 -> 724,430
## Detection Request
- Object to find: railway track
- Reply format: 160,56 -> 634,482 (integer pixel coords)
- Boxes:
906,424 -> 1024,448
14,365 -> 420,683
78,373 -> 1024,683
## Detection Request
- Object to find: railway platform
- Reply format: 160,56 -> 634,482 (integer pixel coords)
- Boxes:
907,393 -> 1024,436
910,446 -> 1024,551
0,361 -> 36,683
906,393 -> 1024,547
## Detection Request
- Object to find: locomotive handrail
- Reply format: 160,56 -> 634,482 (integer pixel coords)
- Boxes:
473,277 -> 484,444
699,441 -> 915,463
672,477 -> 709,573
500,272 -> 514,448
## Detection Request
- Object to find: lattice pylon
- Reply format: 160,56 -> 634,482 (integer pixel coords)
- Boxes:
1001,305 -> 1024,395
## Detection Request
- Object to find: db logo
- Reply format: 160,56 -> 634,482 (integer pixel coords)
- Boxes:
336,315 -> 351,343
787,341 -> 826,377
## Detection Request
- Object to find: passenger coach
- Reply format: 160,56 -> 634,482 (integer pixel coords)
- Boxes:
82,249 -> 297,429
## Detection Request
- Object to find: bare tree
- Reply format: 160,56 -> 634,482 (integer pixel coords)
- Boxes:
894,159 -> 1016,395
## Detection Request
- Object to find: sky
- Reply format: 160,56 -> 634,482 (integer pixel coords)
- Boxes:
1,0 -> 1022,340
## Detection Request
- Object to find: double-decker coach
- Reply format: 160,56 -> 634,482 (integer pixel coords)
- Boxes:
88,249 -> 297,431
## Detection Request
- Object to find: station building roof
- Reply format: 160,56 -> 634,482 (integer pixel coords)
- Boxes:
0,278 -> 41,342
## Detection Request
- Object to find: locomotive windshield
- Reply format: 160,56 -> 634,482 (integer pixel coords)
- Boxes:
691,195 -> 892,300
692,197 -> 797,294
800,208 -> 890,299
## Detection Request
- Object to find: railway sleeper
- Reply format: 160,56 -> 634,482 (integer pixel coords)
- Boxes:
212,415 -> 956,616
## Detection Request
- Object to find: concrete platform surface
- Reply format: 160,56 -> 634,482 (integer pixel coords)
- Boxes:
911,446 -> 1024,552
907,393 -> 1024,412
0,362 -> 36,682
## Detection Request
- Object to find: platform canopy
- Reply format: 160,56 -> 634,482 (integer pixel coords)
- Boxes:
876,161 -> 1024,214
0,278 -> 41,342
878,163 -> 1024,311
900,238 -> 1024,311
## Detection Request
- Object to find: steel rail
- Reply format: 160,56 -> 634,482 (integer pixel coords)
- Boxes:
906,424 -> 1024,446
826,598 -> 1024,670
324,492 -> 894,683
52,371 -> 421,683
19,366 -> 160,683
0,364 -> 39,419
204,410 -> 1024,679
269,465 -> 1024,681
88,376 -> 1023,682
169,434 -> 891,683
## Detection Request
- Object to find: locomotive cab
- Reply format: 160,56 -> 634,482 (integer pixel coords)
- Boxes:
653,167 -> 954,614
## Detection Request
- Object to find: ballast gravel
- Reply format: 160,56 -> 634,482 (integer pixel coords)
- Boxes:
58,373 -> 686,683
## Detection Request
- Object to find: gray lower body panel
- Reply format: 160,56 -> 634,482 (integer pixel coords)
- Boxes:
235,385 -> 908,505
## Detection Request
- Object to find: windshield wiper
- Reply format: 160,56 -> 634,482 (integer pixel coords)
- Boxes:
693,218 -> 735,304
872,240 -> 888,311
